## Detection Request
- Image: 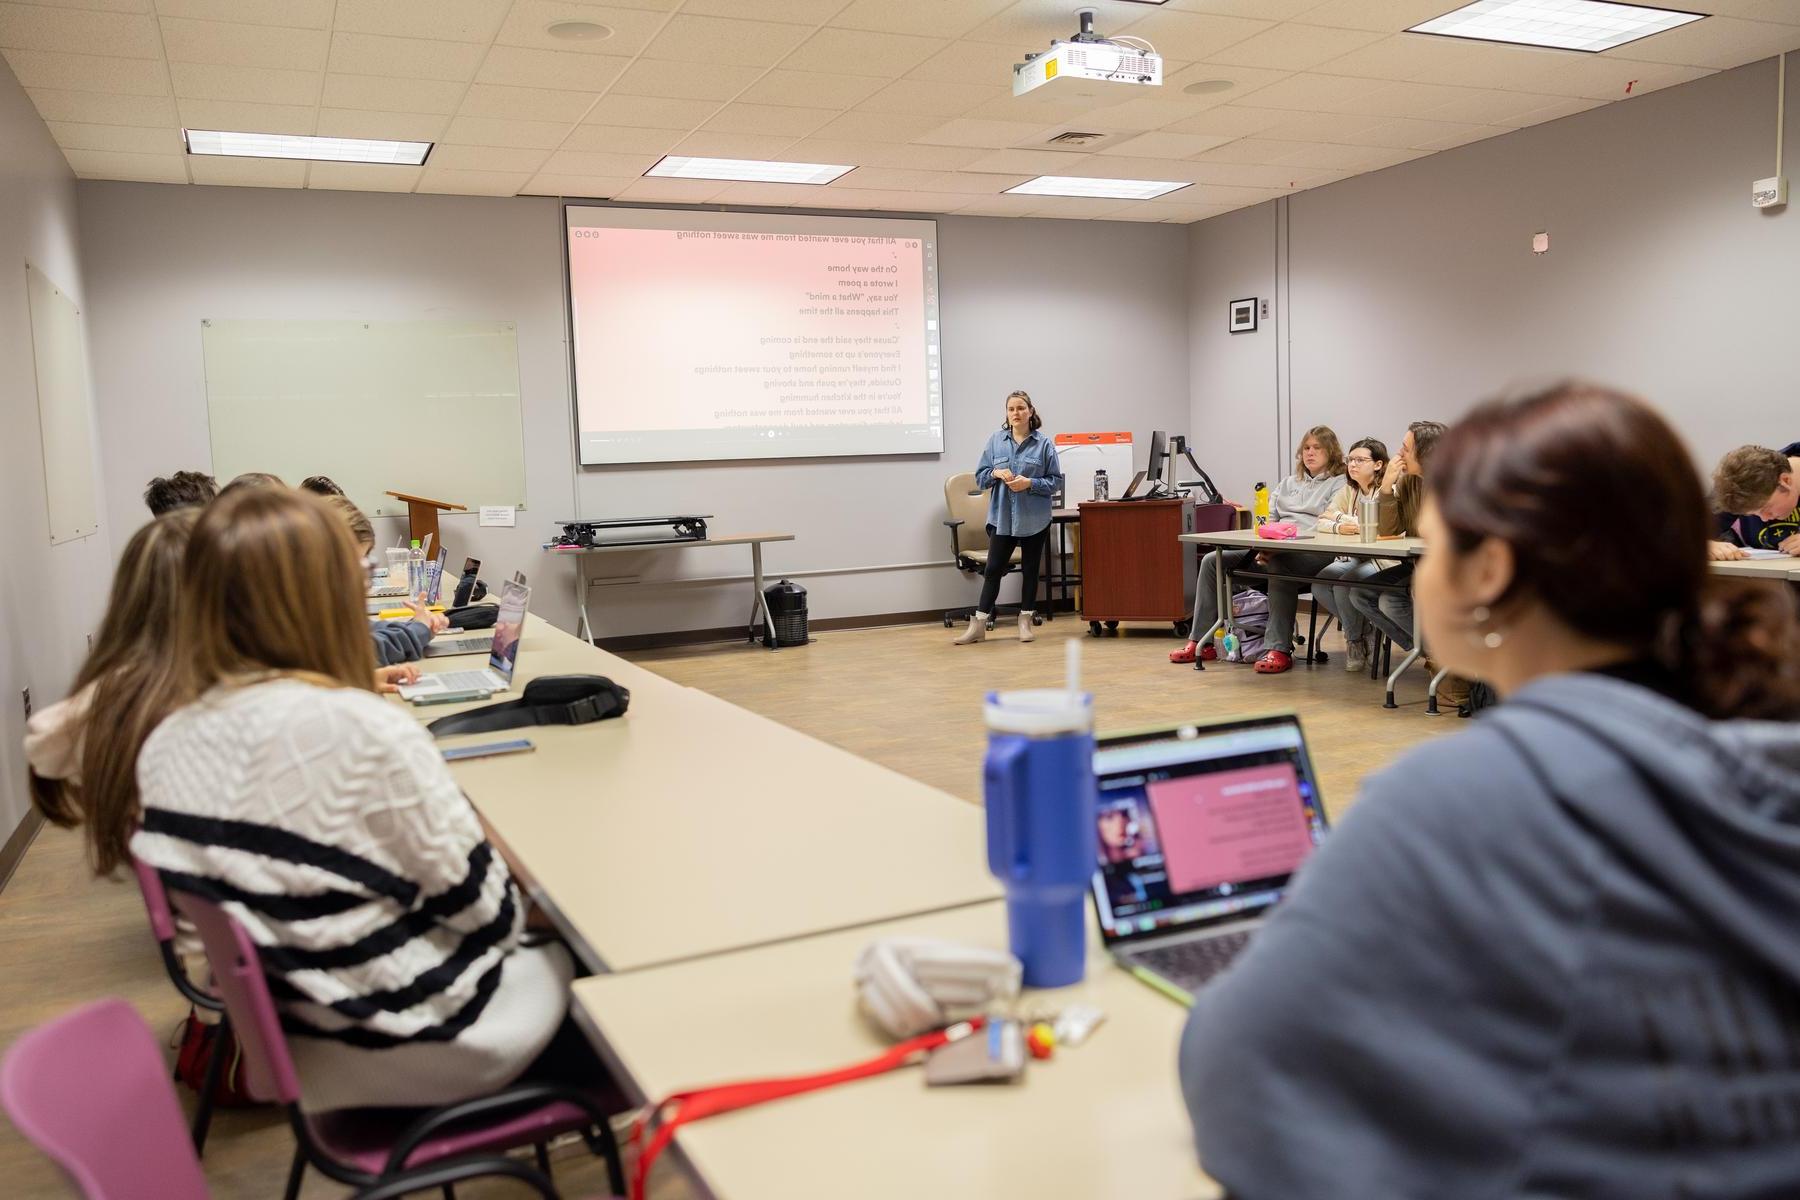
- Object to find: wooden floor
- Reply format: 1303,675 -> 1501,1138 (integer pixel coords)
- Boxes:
0,617 -> 1448,1198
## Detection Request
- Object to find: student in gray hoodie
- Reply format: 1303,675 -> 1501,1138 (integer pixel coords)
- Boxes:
1180,382 -> 1800,1200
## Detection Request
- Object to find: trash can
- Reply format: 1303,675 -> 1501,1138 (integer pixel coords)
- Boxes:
763,579 -> 809,648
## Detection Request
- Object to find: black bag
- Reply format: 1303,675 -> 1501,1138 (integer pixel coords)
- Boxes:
444,604 -> 498,630
427,674 -> 629,738
1459,681 -> 1500,719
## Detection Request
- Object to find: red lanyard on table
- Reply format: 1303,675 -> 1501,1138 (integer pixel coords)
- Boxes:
627,1016 -> 987,1200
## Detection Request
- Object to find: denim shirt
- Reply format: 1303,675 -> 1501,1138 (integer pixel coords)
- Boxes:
975,428 -> 1062,538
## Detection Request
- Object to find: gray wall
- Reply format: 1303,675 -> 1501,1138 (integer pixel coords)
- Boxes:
0,65 -> 109,845
1190,56 -> 1798,503
77,184 -> 1190,636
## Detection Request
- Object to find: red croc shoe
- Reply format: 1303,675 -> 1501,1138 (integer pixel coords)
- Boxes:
1254,649 -> 1293,674
1170,643 -> 1218,664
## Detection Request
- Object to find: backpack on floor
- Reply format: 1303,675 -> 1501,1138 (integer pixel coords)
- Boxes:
1459,680 -> 1500,719
1224,589 -> 1269,663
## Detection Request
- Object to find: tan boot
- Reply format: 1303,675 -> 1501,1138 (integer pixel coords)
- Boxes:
1018,612 -> 1035,643
953,613 -> 988,645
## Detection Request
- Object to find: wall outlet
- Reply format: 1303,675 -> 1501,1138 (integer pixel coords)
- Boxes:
1752,176 -> 1787,209
1258,299 -> 1270,320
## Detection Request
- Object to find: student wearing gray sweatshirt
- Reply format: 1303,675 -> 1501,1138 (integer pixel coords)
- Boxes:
1171,428 -> 1346,672
1179,383 -> 1800,1200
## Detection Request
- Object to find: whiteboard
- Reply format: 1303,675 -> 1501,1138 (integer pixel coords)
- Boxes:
202,320 -> 526,520
25,264 -> 101,544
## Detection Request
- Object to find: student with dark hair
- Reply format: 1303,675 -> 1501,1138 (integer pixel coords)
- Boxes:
299,474 -> 345,497
320,495 -> 446,666
218,471 -> 285,496
142,470 -> 217,515
953,390 -> 1062,646
1345,420 -> 1446,653
1313,436 -> 1398,671
1179,383 -> 1800,1200
1709,442 -> 1800,560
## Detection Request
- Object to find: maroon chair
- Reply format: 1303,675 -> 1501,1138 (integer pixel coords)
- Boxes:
0,997 -> 568,1200
169,889 -> 626,1200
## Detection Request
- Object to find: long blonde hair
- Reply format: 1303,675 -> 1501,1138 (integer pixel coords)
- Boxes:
31,508 -> 198,874
1294,425 -> 1345,479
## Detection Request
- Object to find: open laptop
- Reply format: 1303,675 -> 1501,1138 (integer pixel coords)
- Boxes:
1090,713 -> 1331,1006
398,579 -> 529,700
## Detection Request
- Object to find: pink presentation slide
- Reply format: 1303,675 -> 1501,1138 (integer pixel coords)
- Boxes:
567,226 -> 928,433
1146,764 -> 1316,894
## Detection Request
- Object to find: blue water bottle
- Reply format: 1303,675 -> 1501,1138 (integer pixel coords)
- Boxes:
984,652 -> 1097,988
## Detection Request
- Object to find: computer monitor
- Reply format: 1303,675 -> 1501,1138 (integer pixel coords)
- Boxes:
1145,431 -> 1169,485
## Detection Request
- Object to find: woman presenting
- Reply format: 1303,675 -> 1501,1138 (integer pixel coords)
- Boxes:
955,390 -> 1063,645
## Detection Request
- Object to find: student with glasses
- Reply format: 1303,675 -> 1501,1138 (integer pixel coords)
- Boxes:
1313,437 -> 1401,672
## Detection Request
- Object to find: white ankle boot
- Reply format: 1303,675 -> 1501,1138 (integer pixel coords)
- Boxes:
954,613 -> 988,645
1018,612 -> 1035,643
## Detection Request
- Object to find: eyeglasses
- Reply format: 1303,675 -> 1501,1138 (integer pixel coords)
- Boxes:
1346,455 -> 1375,465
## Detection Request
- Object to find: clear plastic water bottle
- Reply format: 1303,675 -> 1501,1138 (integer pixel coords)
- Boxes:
407,538 -> 423,596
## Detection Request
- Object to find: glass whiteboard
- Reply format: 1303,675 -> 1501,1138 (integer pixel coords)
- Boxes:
202,319 -> 526,520
26,263 -> 101,545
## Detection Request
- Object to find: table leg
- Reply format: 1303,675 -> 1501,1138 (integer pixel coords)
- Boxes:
1384,598 -> 1423,710
574,556 -> 593,644
751,541 -> 778,650
1195,553 -> 1230,672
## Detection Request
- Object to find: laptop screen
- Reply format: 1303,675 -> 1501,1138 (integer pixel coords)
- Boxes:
488,580 -> 530,682
1090,715 -> 1329,944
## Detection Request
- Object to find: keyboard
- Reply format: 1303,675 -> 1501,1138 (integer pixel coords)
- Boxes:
428,669 -> 499,692
368,585 -> 407,597
1128,929 -> 1253,995
434,637 -> 492,653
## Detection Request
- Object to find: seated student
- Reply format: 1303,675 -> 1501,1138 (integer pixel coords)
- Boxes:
1708,442 -> 1800,559
1345,420 -> 1446,652
218,471 -> 285,496
129,487 -> 577,1113
142,470 -> 217,516
1179,383 -> 1800,1200
1170,427 -> 1346,672
322,495 -> 448,665
25,508 -> 198,875
299,474 -> 345,497
1312,437 -> 1400,672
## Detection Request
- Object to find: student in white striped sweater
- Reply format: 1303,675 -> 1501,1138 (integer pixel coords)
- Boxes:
128,486 -> 582,1113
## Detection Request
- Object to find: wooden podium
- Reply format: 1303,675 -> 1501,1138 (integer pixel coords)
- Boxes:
1078,497 -> 1196,636
386,491 -> 466,552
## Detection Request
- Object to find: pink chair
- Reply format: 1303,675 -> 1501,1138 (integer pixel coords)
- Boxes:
0,997 -> 564,1199
170,889 -> 626,1200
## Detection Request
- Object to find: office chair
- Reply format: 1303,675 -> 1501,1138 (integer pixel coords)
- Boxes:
941,472 -> 1029,629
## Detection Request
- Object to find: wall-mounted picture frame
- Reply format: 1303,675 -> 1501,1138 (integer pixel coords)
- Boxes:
1228,298 -> 1257,334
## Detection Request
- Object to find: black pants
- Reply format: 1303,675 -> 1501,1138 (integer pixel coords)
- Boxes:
977,526 -> 1049,615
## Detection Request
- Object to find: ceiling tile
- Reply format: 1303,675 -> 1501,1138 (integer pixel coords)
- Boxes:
154,0 -> 332,27
1240,71 -> 1390,111
1160,104 -> 1291,136
951,193 -> 1048,217
1148,201 -> 1243,223
739,68 -> 886,108
169,62 -> 317,105
856,78 -> 1006,117
1698,0 -> 1800,22
178,98 -> 317,135
1609,17 -> 1800,69
1337,81 -> 1482,119
672,129 -> 800,158
61,147 -> 187,181
1423,88 -> 1573,127
46,119 -> 180,153
787,136 -> 987,169
810,109 -> 943,142
961,145 -> 1092,174
1197,136 -> 1308,164
1207,22 -> 1385,70
1300,0 -> 1463,33
1405,42 -> 1592,93
328,32 -> 487,81
518,171 -> 636,196
1098,130 -> 1235,158
1510,96 -> 1605,126
905,38 -> 1025,85
25,86 -> 175,126
187,155 -> 306,187
562,123 -> 685,153
643,14 -> 813,66
960,2 -> 1126,48
1339,116 -> 1494,149
1282,143 -> 1428,172
1101,10 -> 1274,60
1161,61 -> 1294,102
681,0 -> 844,20
306,162 -> 424,192
830,166 -> 941,190
0,3 -> 159,55
322,74 -> 468,114
834,0 -> 1013,39
416,167 -> 534,194
705,180 -> 807,205
1412,125 -> 1507,153
495,1 -> 670,57
1254,109 -> 1383,141
333,0 -> 511,44
1078,95 -> 1233,132
429,144 -> 554,172
1549,58 -> 1715,102
779,27 -> 943,77
9,0 -> 150,12
919,170 -> 1031,193
1057,153 -> 1211,180
316,108 -> 449,141
443,114 -> 576,148
701,101 -> 836,137
461,83 -> 603,122
159,18 -> 327,70
605,175 -> 728,203
1310,33 -> 1460,82
581,92 -> 718,128
1025,196 -> 1145,219
542,148 -> 657,175
475,45 -> 631,91
611,57 -> 763,100
958,92 -> 1109,124
803,186 -> 960,211
914,116 -> 1056,148
2,47 -> 167,94
1160,0 -> 1320,17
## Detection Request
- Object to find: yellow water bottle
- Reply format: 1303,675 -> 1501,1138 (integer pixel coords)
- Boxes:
1253,482 -> 1270,526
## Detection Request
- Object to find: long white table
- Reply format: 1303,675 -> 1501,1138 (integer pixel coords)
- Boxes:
547,532 -> 796,646
1709,554 -> 1800,581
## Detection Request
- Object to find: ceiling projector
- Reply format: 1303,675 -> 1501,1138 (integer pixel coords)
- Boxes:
1012,7 -> 1163,98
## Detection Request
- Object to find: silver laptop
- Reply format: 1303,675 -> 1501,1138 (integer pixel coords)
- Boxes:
398,580 -> 529,700
1090,714 -> 1331,1006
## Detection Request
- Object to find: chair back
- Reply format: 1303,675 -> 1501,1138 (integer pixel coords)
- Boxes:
131,855 -> 179,943
943,473 -> 990,556
0,998 -> 211,1200
170,891 -> 304,1106
1192,502 -> 1238,535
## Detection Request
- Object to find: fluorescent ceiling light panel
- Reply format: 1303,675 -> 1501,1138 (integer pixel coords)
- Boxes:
1006,175 -> 1189,200
1408,0 -> 1704,53
645,156 -> 853,184
183,129 -> 431,165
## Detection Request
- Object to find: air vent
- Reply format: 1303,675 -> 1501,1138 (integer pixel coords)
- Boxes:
1046,130 -> 1108,147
